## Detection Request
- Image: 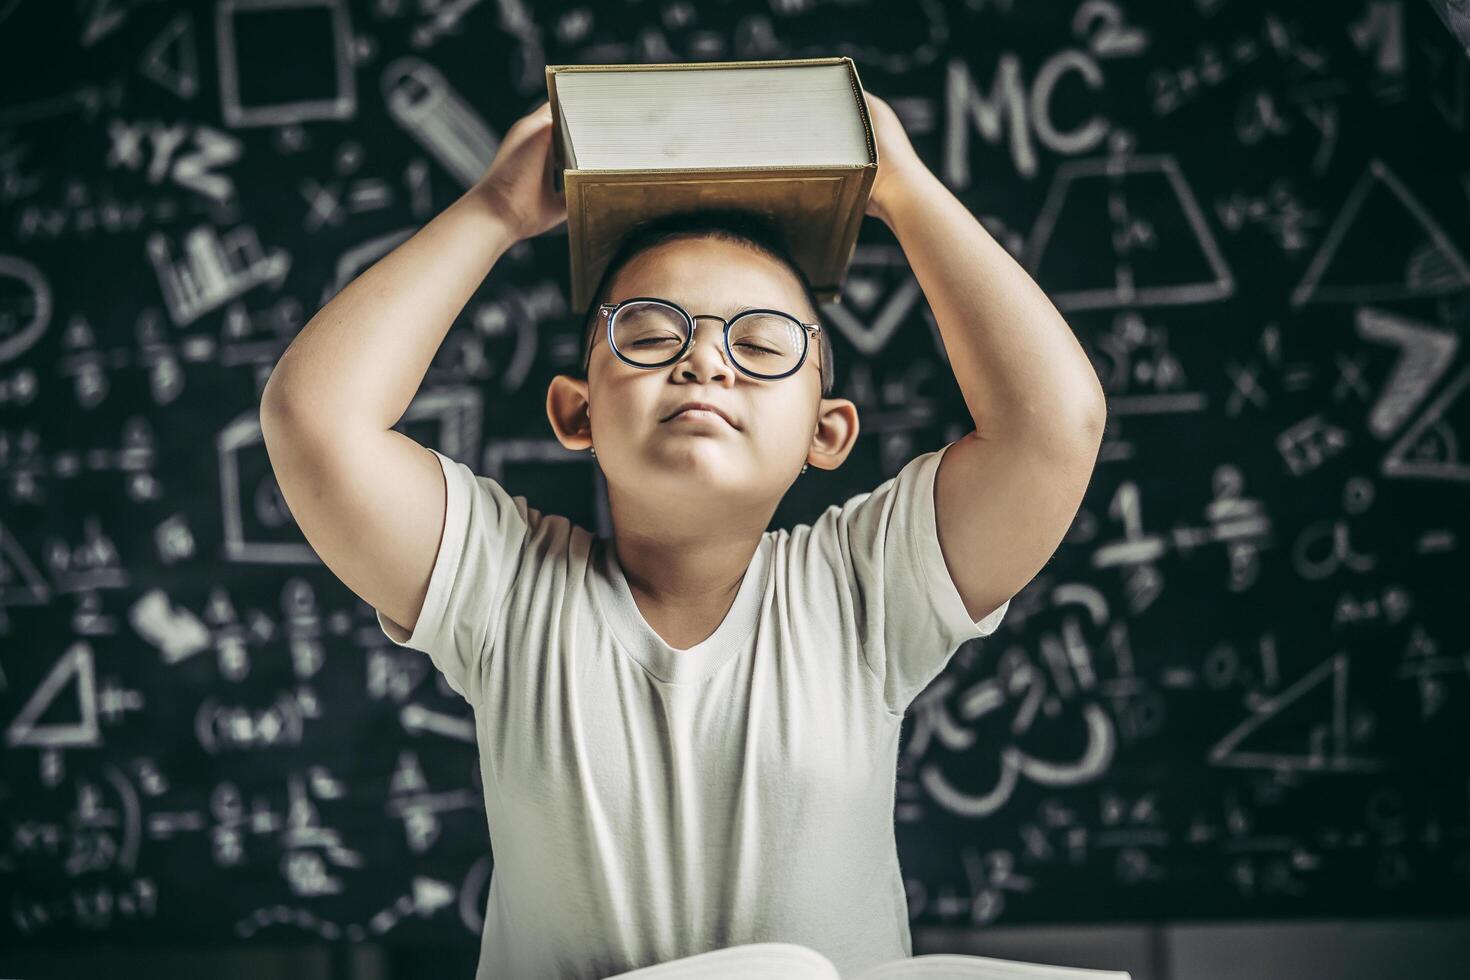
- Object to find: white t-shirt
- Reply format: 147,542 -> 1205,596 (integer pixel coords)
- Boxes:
377,444 -> 1010,980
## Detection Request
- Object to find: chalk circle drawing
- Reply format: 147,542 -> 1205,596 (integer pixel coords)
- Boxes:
0,255 -> 52,364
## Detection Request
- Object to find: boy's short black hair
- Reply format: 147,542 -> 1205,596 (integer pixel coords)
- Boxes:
575,208 -> 835,398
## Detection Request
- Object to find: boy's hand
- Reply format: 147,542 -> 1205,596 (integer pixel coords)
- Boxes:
472,100 -> 567,244
862,90 -> 927,225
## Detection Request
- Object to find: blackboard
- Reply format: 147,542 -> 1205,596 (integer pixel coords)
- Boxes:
3,0 -> 1468,953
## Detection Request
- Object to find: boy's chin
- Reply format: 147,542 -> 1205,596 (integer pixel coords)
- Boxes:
636,450 -> 754,484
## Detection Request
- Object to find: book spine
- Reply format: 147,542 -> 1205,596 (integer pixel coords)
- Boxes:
823,165 -> 876,301
545,66 -> 566,180
563,170 -> 590,313
844,56 -> 877,166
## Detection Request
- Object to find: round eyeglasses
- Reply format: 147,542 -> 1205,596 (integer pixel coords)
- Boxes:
585,296 -> 822,382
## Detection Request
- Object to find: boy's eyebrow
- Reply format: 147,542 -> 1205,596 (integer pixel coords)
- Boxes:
673,301 -> 760,318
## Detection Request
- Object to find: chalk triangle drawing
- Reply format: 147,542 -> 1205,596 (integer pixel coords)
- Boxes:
1024,153 -> 1234,310
5,642 -> 100,748
390,749 -> 427,795
1382,363 -> 1470,481
62,313 -> 97,351
1355,306 -> 1459,439
139,14 -> 199,101
825,245 -> 924,358
81,0 -> 127,46
0,521 -> 51,606
1208,653 -> 1383,773
1291,158 -> 1470,306
1425,0 -> 1470,51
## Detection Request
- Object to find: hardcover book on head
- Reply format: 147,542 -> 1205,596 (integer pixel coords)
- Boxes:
545,56 -> 879,313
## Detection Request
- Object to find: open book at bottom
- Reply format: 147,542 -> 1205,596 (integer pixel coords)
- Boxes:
602,942 -> 1134,980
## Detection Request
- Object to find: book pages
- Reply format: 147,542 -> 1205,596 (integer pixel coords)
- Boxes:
601,941 -> 841,979
848,953 -> 1134,980
556,63 -> 868,169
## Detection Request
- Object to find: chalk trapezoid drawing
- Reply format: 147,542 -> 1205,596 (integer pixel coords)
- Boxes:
1024,153 -> 1234,311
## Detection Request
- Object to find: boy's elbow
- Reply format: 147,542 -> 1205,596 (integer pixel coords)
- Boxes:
259,376 -> 307,446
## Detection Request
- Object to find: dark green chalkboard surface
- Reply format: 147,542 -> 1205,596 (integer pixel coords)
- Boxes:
2,0 -> 1467,952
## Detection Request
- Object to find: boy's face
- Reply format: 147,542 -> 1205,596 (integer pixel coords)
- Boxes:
549,236 -> 858,519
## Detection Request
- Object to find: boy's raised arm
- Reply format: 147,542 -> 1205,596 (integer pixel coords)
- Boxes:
258,101 -> 564,640
260,185 -> 519,432
862,90 -> 1105,628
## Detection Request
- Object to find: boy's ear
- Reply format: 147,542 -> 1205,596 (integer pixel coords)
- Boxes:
546,374 -> 593,451
807,397 -> 860,473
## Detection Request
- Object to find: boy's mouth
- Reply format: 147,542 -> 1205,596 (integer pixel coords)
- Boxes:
666,409 -> 732,428
662,402 -> 739,429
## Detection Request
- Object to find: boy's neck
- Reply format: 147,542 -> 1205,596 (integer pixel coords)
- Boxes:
613,531 -> 764,651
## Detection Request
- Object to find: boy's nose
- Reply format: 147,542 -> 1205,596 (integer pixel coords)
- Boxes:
679,316 -> 734,370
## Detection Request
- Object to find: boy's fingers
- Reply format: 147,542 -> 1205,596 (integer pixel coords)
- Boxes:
508,101 -> 550,132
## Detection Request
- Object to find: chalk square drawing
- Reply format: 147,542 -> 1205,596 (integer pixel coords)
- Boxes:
480,437 -> 603,534
318,228 -> 414,307
216,0 -> 356,129
222,388 -> 482,563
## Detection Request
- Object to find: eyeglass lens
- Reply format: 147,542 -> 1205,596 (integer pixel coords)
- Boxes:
610,301 -> 805,378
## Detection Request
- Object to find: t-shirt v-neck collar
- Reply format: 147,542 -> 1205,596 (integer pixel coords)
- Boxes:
592,533 -> 771,686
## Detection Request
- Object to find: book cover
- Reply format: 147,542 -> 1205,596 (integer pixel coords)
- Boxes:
545,57 -> 878,314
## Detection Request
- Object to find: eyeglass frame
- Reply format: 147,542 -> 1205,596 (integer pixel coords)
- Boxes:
583,296 -> 823,382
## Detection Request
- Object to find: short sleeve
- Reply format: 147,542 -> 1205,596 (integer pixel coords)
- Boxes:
375,447 -> 532,704
828,442 -> 1010,715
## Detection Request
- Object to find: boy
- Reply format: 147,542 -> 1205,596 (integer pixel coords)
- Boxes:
260,93 -> 1105,979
